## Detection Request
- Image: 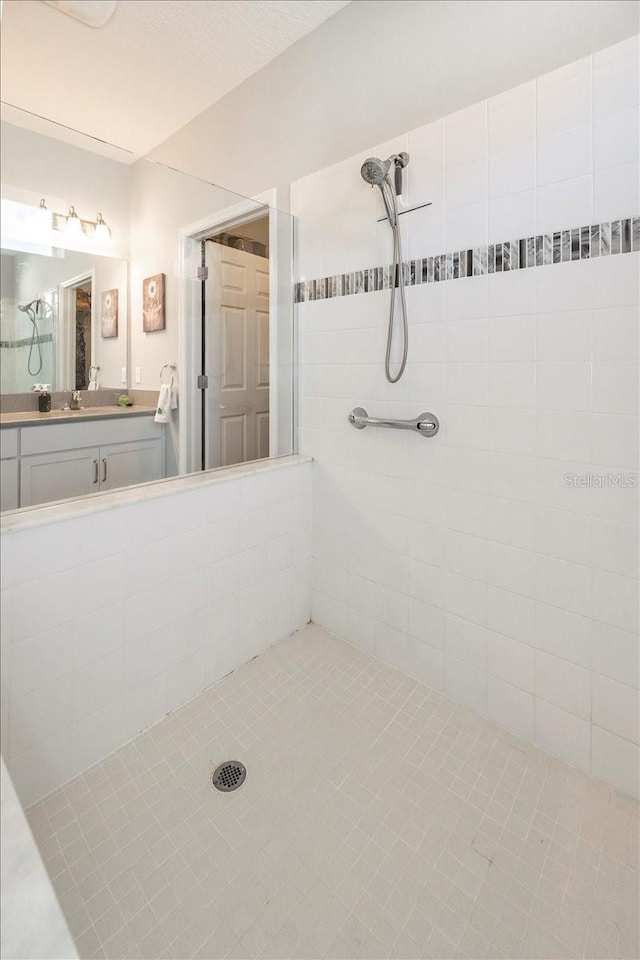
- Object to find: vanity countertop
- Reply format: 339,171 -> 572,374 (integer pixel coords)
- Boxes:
0,405 -> 157,428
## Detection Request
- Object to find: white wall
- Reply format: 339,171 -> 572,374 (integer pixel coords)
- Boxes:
151,0 -> 638,201
1,124 -> 130,261
292,37 -> 640,798
0,457 -> 312,806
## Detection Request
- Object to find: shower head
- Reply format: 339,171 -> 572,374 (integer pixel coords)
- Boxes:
361,156 -> 392,186
360,153 -> 409,187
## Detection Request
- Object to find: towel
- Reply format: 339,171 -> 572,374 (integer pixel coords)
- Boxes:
154,384 -> 172,423
170,383 -> 178,409
88,381 -> 99,391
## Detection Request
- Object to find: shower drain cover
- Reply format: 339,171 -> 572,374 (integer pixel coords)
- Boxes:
211,761 -> 246,792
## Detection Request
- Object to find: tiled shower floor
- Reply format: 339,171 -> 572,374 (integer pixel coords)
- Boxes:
27,625 -> 639,960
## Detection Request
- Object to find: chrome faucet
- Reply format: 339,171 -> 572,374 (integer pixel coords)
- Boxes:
70,390 -> 82,410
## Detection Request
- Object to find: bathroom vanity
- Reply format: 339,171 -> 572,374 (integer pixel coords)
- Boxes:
0,407 -> 164,510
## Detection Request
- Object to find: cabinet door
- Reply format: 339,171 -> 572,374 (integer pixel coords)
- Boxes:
0,460 -> 19,512
99,440 -> 163,492
20,448 -> 100,507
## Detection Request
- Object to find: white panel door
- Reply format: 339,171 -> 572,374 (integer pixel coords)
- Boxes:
206,242 -> 270,468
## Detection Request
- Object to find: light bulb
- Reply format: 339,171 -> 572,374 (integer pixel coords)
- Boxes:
65,205 -> 83,238
94,212 -> 111,243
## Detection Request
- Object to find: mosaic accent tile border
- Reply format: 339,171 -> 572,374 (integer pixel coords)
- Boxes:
294,216 -> 640,303
0,332 -> 53,349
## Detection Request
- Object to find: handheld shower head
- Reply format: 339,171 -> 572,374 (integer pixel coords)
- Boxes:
360,157 -> 392,186
360,151 -> 411,383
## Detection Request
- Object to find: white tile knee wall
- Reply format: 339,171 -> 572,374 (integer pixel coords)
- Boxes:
295,37 -> 640,799
0,459 -> 312,805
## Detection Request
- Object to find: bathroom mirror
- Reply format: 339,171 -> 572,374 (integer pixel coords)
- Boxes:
0,114 -> 296,514
0,243 -> 128,394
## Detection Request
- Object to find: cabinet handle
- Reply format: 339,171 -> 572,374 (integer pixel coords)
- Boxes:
102,458 -> 107,484
93,459 -> 99,484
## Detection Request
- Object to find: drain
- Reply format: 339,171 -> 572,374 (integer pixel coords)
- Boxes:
211,761 -> 246,792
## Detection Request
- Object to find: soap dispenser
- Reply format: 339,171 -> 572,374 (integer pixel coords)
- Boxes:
38,385 -> 52,413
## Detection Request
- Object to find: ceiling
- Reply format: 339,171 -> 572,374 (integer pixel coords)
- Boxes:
0,0 -> 350,159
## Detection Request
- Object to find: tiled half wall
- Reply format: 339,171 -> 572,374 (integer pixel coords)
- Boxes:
292,37 -> 640,797
0,458 -> 312,805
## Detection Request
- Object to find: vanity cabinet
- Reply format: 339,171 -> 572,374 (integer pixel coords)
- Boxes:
20,447 -> 102,506
0,428 -> 19,512
10,414 -> 164,509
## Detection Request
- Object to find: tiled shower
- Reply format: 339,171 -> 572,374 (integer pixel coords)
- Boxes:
1,26 -> 638,960
292,36 -> 639,799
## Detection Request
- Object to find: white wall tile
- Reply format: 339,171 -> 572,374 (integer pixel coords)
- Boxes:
592,673 -> 640,743
535,649 -> 591,719
445,655 -> 487,714
446,158 -> 487,210
488,81 -> 535,154
591,621 -> 639,687
535,554 -> 592,618
592,569 -> 639,634
445,202 -> 487,250
445,614 -> 487,670
535,698 -> 591,770
535,506 -> 591,566
488,314 -> 536,362
489,144 -> 535,199
536,411 -> 592,463
593,307 -> 639,361
594,41 -> 639,118
487,585 -> 535,645
592,415 -> 639,470
593,362 -> 639,415
445,102 -> 487,167
9,675 -> 73,758
594,163 -> 640,222
488,190 -> 536,244
10,625 -> 72,701
487,675 -> 534,741
487,630 -> 534,692
536,175 -> 593,234
591,725 -> 639,800
73,650 -> 123,722
591,517 -> 639,579
594,108 -> 639,171
536,310 -> 592,361
487,497 -> 535,550
486,541 -> 535,597
488,408 -> 536,457
537,57 -> 592,140
535,601 -> 591,668
537,125 -> 592,186
488,362 -> 536,408
407,638 -> 445,691
408,598 -> 446,649
445,318 -> 487,362
537,361 -> 592,412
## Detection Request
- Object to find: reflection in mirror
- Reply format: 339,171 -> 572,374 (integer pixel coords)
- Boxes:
0,114 -> 295,514
0,245 -> 127,393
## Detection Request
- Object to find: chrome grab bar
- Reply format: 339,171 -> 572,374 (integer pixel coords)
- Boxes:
348,407 -> 439,437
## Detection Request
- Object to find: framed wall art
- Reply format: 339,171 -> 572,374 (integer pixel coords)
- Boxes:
142,273 -> 165,332
100,288 -> 118,339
